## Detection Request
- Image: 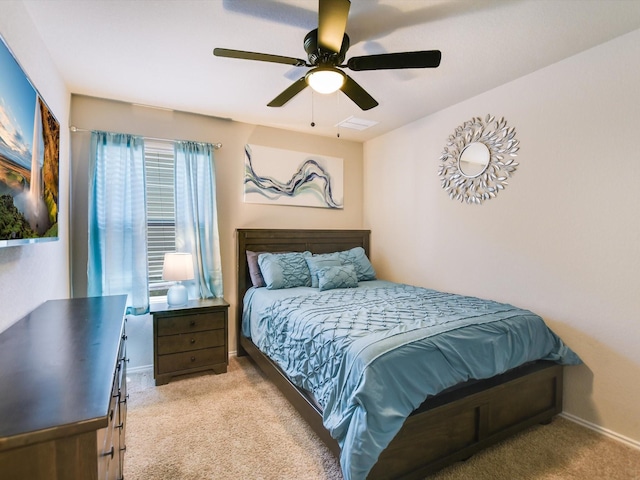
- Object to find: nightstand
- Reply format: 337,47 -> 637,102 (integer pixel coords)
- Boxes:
151,297 -> 229,386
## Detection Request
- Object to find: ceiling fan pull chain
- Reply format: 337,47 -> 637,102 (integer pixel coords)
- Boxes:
336,92 -> 341,138
310,90 -> 316,127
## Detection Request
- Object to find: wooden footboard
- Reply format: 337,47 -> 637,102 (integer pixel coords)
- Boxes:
369,361 -> 563,479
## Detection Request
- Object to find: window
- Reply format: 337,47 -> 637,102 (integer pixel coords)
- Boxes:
89,133 -> 223,306
144,139 -> 176,297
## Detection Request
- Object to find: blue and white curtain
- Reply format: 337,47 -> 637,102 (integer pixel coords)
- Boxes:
174,141 -> 224,299
88,131 -> 149,314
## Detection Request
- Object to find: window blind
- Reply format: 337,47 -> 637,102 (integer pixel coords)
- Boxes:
144,139 -> 176,292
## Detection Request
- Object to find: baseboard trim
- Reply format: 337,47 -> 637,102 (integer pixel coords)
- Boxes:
128,364 -> 153,375
560,412 -> 640,451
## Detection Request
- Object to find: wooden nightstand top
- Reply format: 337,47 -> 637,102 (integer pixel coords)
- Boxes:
150,297 -> 229,315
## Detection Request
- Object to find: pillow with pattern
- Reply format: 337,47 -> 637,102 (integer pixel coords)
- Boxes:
258,251 -> 312,290
317,264 -> 358,291
305,247 -> 376,285
345,246 -> 376,282
305,254 -> 342,288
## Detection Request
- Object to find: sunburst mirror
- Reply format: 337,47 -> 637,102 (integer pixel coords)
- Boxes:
438,115 -> 520,204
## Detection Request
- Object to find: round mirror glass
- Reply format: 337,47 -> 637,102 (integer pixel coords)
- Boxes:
458,142 -> 490,178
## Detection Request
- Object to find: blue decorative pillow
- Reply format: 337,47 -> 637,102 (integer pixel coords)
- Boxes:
305,254 -> 342,288
258,251 -> 312,290
345,247 -> 376,282
305,247 -> 376,287
317,264 -> 358,291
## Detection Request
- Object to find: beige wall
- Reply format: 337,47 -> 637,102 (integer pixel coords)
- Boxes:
363,29 -> 640,445
0,2 -> 70,332
69,95 -> 364,366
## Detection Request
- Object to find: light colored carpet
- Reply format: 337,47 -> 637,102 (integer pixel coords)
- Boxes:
124,357 -> 640,479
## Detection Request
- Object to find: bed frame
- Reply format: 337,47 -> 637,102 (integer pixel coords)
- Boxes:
236,228 -> 563,480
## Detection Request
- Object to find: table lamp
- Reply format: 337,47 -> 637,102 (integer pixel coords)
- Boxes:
162,252 -> 194,306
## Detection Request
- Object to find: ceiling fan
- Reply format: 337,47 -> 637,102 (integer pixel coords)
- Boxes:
213,0 -> 441,111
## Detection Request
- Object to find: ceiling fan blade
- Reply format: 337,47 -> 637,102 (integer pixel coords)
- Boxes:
267,77 -> 308,107
341,75 -> 378,111
214,48 -> 307,67
318,0 -> 351,53
347,50 -> 442,71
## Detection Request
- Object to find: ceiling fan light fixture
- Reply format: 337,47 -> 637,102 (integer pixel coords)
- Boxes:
306,67 -> 345,94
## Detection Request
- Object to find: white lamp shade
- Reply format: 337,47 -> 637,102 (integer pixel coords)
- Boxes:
306,67 -> 345,94
162,253 -> 194,281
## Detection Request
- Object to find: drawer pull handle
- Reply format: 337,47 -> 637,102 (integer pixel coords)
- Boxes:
190,338 -> 196,344
116,422 -> 124,430
103,446 -> 114,459
190,320 -> 196,327
191,356 -> 196,362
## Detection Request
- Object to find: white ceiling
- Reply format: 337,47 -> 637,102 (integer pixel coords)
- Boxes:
21,0 -> 640,142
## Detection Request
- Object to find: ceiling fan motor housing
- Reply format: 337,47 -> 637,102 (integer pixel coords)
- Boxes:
304,28 -> 350,66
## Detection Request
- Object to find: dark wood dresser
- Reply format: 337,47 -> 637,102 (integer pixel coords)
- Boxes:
151,297 -> 229,386
0,295 -> 128,480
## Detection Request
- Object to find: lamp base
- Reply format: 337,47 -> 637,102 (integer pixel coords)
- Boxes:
167,284 -> 188,307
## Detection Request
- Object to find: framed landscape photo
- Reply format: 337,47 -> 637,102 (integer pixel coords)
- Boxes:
0,34 -> 59,247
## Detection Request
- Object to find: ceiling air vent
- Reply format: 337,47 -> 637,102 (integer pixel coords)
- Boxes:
335,116 -> 379,131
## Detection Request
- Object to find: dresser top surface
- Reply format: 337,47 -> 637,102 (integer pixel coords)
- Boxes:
0,295 -> 127,445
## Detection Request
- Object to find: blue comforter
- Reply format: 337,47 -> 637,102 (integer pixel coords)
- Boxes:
243,280 -> 580,480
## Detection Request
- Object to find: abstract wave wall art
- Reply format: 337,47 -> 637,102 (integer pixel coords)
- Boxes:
244,144 -> 343,209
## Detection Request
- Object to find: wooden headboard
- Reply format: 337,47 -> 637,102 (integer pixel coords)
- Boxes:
236,228 -> 370,354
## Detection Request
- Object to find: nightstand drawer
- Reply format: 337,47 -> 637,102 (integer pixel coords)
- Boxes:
157,329 -> 225,355
157,347 -> 226,374
157,311 -> 225,336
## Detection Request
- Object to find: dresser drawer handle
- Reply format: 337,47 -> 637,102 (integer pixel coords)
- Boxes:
190,356 -> 196,362
190,338 -> 196,344
190,320 -> 196,327
102,446 -> 114,459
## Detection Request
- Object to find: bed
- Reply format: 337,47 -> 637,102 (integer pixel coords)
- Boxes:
236,228 -> 580,480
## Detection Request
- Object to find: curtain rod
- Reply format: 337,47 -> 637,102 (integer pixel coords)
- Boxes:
69,125 -> 222,150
